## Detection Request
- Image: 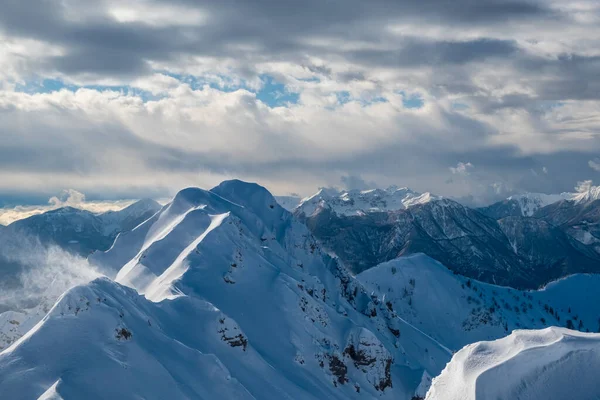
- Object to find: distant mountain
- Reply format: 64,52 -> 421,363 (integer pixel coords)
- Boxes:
479,193 -> 571,218
1,198 -> 162,257
301,197 -> 600,289
274,195 -> 302,211
427,327 -> 600,400
480,185 -> 600,219
0,199 -> 162,310
295,186 -> 439,217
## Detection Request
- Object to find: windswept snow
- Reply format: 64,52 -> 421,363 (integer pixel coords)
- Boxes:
426,327 -> 600,400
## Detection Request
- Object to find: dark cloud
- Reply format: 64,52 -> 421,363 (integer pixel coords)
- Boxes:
340,175 -> 377,191
0,0 -> 559,80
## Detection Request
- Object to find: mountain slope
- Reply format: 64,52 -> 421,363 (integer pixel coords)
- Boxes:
357,254 -> 600,351
1,181 -> 453,400
426,327 -> 600,400
304,196 -> 600,288
303,198 -> 537,287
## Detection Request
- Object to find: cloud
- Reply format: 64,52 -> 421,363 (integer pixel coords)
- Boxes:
340,175 -> 378,191
450,162 -> 474,175
48,189 -> 86,207
589,158 -> 600,172
0,0 -> 599,205
575,180 -> 593,193
0,188 -> 137,225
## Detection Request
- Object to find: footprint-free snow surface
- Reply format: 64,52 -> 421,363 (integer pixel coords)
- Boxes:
426,327 -> 600,400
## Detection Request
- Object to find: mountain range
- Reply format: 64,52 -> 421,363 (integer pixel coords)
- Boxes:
1,181 -> 599,398
292,186 -> 600,288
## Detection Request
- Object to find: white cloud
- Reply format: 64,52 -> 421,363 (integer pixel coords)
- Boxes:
575,180 -> 593,193
108,1 -> 208,27
588,158 -> 600,172
0,189 -> 138,225
450,162 -> 474,176
0,0 -> 599,204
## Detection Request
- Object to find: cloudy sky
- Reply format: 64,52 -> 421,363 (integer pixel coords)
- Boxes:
1,0 -> 599,210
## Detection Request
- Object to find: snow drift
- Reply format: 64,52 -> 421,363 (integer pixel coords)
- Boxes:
426,327 -> 600,400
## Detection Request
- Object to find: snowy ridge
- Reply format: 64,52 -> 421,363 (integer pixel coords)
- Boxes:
296,186 -> 439,217
0,180 -> 452,400
426,327 -> 600,400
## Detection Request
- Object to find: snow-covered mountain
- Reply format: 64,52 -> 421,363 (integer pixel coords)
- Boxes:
295,186 -> 439,217
303,194 -> 600,288
0,198 -> 162,257
302,198 -> 532,287
426,327 -> 600,400
275,195 -> 303,211
0,181 -> 452,399
480,185 -> 600,219
1,181 -> 600,399
479,193 -> 571,218
357,254 -> 600,351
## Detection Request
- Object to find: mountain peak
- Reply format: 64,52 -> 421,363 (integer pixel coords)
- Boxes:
572,184 -> 600,204
211,179 -> 279,210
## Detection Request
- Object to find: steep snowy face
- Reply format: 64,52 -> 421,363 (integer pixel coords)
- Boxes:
2,180 -> 453,400
426,327 -> 600,400
0,198 -> 162,312
295,186 -> 439,217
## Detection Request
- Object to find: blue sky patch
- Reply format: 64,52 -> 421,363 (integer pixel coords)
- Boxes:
255,75 -> 299,107
399,91 -> 424,109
